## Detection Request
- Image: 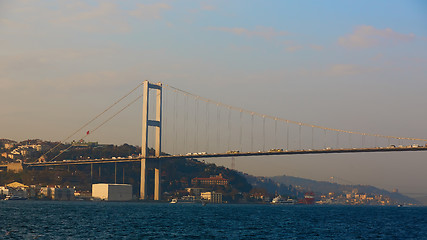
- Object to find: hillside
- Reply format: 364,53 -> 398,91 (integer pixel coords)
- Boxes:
269,174 -> 418,204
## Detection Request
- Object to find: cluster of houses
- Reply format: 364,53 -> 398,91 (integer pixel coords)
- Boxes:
0,182 -> 76,201
1,142 -> 43,161
316,188 -> 400,205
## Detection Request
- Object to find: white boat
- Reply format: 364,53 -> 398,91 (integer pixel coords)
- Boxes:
4,195 -> 27,201
170,196 -> 198,204
271,195 -> 296,204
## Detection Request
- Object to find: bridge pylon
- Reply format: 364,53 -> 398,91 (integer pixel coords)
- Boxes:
140,80 -> 162,200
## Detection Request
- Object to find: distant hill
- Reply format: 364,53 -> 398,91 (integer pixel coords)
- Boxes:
270,174 -> 419,204
245,173 -> 419,204
244,174 -> 304,198
409,195 -> 427,206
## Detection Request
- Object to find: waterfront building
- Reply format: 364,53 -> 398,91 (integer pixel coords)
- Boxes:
201,191 -> 222,203
40,186 -> 75,200
0,186 -> 9,196
92,184 -> 132,201
185,188 -> 205,198
6,182 -> 29,198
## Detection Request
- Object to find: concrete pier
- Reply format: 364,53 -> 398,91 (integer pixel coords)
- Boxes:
140,80 -> 162,200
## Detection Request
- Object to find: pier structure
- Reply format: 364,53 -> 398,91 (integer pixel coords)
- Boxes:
140,80 -> 162,200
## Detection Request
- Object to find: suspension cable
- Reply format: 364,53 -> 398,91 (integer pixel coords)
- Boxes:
164,84 -> 427,142
51,94 -> 143,161
43,82 -> 144,160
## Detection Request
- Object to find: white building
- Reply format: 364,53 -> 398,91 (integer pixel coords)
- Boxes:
92,184 -> 132,201
0,186 -> 9,196
201,191 -> 222,204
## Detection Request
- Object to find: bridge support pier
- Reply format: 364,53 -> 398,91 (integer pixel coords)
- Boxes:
140,158 -> 162,200
140,159 -> 147,199
154,164 -> 161,201
140,80 -> 162,200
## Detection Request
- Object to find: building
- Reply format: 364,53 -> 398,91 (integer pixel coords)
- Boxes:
6,182 -> 29,198
185,188 -> 205,198
191,174 -> 229,186
40,186 -> 75,200
92,184 -> 132,201
7,162 -> 23,173
4,143 -> 15,149
201,191 -> 222,204
0,186 -> 9,196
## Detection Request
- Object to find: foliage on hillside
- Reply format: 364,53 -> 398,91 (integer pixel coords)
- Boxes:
1,139 -> 254,202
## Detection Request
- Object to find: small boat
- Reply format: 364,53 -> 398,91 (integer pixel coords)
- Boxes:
4,195 -> 27,201
170,198 -> 178,204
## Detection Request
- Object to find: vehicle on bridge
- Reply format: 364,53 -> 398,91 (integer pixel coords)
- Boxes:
226,150 -> 240,154
269,149 -> 284,152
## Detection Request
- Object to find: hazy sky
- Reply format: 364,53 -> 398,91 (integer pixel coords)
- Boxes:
1,1 -> 427,196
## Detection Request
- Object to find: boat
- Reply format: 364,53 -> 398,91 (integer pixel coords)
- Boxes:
170,195 -> 198,204
271,195 -> 296,204
297,192 -> 315,204
4,195 -> 27,201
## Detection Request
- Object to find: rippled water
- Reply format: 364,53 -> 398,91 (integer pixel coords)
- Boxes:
1,201 -> 426,239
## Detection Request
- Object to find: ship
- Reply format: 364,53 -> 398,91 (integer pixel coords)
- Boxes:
298,192 -> 315,204
271,195 -> 296,204
170,196 -> 198,204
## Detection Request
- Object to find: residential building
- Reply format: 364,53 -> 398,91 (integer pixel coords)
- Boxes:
40,186 -> 75,200
201,191 -> 222,204
191,174 -> 229,186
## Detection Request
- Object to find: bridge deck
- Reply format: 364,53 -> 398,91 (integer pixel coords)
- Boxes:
25,146 -> 427,167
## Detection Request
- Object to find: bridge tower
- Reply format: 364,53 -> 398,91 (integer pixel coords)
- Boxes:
140,80 -> 162,200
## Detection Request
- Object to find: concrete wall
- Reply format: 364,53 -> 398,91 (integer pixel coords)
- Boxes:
7,162 -> 23,173
92,184 -> 132,201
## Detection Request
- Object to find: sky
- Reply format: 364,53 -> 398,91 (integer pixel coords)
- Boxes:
1,0 -> 427,196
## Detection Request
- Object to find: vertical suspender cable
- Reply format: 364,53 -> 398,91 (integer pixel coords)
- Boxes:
286,120 -> 289,150
274,119 -> 277,148
175,92 -> 179,154
311,127 -> 314,150
217,104 -> 220,152
336,132 -> 339,149
172,90 -> 177,154
228,107 -> 231,150
184,95 -> 188,154
324,129 -> 327,149
263,116 -> 266,151
206,101 -> 209,152
195,98 -> 199,152
239,111 -> 243,151
362,135 -> 365,148
251,113 -> 254,152
163,88 -> 167,154
299,123 -> 302,150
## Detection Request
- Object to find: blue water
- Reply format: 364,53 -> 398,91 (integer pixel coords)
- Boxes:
1,201 -> 426,239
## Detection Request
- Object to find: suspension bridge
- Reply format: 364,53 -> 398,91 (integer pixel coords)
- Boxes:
25,80 -> 427,200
